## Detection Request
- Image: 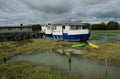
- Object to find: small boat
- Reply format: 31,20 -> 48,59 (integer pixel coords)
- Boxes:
71,43 -> 86,48
88,43 -> 99,49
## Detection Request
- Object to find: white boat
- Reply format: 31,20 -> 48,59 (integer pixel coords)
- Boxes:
42,21 -> 90,41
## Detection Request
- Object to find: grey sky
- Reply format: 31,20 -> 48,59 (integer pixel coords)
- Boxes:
0,0 -> 120,25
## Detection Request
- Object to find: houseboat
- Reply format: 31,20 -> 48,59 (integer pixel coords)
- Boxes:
43,21 -> 90,41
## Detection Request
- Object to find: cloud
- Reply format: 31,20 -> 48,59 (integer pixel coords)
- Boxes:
21,0 -> 74,14
0,0 -> 120,25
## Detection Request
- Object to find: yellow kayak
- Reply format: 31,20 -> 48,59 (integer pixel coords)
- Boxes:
88,43 -> 99,49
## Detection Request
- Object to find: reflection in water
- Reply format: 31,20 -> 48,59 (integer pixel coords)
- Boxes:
8,50 -> 120,79
68,54 -> 108,79
68,55 -> 72,71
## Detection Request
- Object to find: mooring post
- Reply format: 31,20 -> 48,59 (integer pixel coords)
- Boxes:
3,57 -> 6,63
68,55 -> 71,71
105,56 -> 108,79
105,52 -> 110,79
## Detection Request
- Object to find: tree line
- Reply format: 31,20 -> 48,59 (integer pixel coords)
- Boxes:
83,21 -> 120,30
31,21 -> 120,30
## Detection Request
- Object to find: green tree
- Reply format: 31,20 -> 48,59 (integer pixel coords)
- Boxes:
83,23 -> 91,30
100,22 -> 107,30
32,24 -> 41,31
107,21 -> 119,30
91,24 -> 101,30
32,24 -> 42,38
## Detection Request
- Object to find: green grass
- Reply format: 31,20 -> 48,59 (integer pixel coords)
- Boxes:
91,30 -> 120,34
0,61 -> 102,79
0,61 -> 81,79
0,39 -> 80,63
0,38 -> 120,63
90,36 -> 103,40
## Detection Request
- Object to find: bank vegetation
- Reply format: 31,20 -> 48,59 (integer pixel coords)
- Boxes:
0,38 -> 119,79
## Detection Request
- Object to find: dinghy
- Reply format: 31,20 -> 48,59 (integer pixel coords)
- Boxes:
88,43 -> 99,49
71,44 -> 86,48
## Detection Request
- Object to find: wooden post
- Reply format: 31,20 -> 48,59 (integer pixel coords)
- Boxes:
105,56 -> 108,79
3,57 -> 6,63
68,54 -> 71,71
105,52 -> 110,79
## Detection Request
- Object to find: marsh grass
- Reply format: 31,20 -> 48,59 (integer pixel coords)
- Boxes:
0,37 -> 119,79
0,38 -> 120,63
92,30 -> 120,34
0,61 -> 102,79
0,39 -> 80,63
1,38 -> 116,79
83,41 -> 120,62
90,36 -> 102,40
0,61 -> 80,79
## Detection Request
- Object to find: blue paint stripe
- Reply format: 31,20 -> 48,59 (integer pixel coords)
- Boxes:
44,33 -> 90,41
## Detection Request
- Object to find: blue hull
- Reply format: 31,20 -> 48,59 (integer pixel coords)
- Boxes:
44,33 -> 90,41
63,33 -> 90,41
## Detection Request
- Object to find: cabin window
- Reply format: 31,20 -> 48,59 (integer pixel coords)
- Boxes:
52,26 -> 57,30
54,26 -> 57,30
70,25 -> 83,30
47,26 -> 50,30
62,26 -> 65,29
79,25 -> 83,29
70,25 -> 78,30
77,25 -> 83,29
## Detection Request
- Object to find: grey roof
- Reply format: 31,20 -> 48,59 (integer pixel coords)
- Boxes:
0,25 -> 32,28
49,21 -> 83,25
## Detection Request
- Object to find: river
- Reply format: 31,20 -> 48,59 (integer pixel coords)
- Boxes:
88,32 -> 120,44
8,50 -> 120,79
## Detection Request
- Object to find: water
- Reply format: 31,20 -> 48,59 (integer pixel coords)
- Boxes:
8,51 -> 120,79
88,32 -> 120,44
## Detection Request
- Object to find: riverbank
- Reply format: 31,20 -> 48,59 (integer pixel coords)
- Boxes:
0,61 -> 81,79
0,39 -> 82,79
83,41 -> 120,62
0,38 -> 120,63
0,38 -> 119,79
0,39 -> 80,63
83,30 -> 120,62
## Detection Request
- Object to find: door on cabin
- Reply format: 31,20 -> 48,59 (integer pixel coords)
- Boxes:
61,26 -> 66,40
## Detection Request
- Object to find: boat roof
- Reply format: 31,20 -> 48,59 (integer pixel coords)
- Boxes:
48,21 -> 84,26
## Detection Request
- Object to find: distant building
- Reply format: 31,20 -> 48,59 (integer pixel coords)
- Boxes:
0,25 -> 32,34
0,24 -> 33,41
